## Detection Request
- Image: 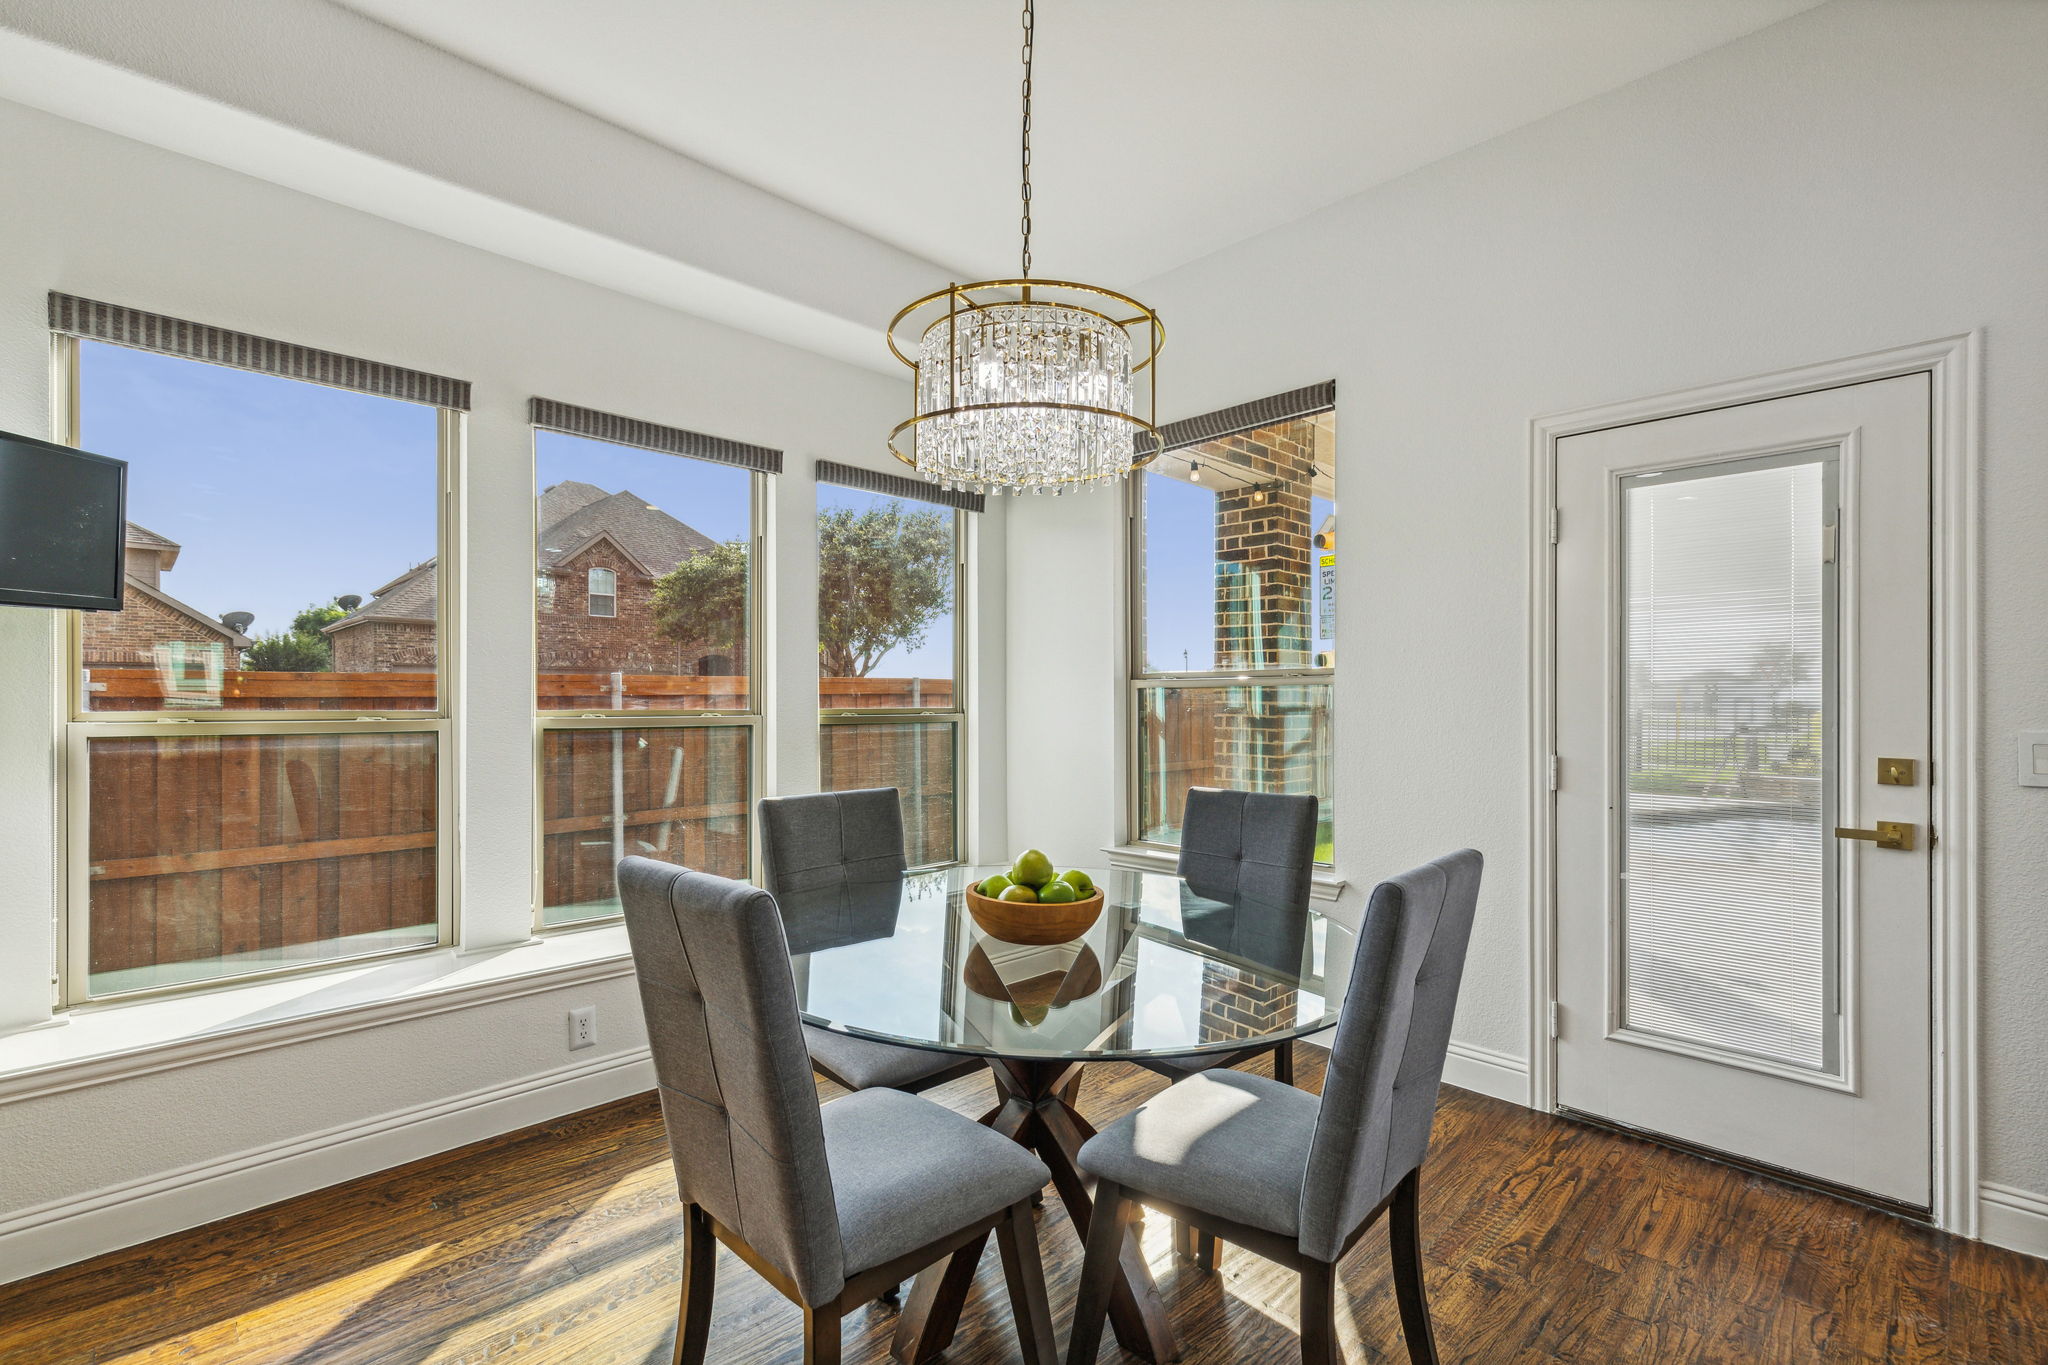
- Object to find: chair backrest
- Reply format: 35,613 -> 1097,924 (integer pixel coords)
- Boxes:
1177,788 -> 1319,909
617,857 -> 846,1306
759,788 -> 906,899
1296,849 -> 1483,1262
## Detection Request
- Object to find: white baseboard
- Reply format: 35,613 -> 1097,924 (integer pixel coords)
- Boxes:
0,1047 -> 655,1285
1442,1040 -> 1532,1106
1980,1181 -> 2048,1260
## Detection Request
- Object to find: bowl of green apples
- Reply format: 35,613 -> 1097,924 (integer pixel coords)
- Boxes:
965,850 -> 1103,945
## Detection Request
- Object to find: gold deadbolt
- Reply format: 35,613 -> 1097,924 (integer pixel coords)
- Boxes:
1877,758 -> 1919,787
1834,821 -> 1916,851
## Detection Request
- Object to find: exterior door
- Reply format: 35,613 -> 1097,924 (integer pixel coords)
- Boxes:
1553,374 -> 1932,1208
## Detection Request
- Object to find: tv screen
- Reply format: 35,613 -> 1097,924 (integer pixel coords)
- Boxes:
0,429 -> 128,611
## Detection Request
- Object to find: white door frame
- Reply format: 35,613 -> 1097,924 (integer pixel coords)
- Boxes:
1527,335 -> 1981,1235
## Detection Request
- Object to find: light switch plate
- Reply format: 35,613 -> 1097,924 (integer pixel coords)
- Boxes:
2018,732 -> 2048,788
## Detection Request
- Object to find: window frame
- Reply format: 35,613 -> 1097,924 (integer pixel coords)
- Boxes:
529,430 -> 768,932
53,332 -> 462,1007
816,494 -> 969,871
1123,397 -> 1336,866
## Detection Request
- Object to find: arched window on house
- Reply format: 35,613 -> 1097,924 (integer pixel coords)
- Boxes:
587,567 -> 616,618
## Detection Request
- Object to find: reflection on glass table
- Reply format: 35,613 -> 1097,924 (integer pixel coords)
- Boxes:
783,865 -> 1339,1065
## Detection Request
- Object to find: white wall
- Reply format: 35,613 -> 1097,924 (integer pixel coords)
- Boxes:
0,95 -> 1005,1277
1008,0 -> 2048,1213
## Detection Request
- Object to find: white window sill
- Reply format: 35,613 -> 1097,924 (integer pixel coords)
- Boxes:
0,925 -> 636,1106
1101,845 -> 1348,903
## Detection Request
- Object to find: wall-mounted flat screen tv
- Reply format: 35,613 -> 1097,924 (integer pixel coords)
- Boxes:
0,429 -> 128,611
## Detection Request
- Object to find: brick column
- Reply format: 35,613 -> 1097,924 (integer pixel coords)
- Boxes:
1208,419 -> 1318,794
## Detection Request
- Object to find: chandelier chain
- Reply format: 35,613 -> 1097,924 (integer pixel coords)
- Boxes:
1020,0 -> 1033,279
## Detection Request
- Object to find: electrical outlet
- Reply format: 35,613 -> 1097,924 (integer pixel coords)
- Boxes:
568,1006 -> 597,1051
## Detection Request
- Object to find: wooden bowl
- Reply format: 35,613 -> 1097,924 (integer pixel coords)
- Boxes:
964,881 -> 1105,945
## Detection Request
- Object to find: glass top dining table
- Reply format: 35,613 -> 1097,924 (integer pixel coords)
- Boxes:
785,863 -> 1347,1364
785,863 -> 1348,1065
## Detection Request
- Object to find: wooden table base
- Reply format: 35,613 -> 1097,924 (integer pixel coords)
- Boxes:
892,1058 -> 1179,1364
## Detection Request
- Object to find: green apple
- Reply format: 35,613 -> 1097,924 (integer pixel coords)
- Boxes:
978,873 -> 1013,899
1010,848 -> 1055,889
998,883 -> 1039,904
1038,880 -> 1078,905
1056,868 -> 1095,896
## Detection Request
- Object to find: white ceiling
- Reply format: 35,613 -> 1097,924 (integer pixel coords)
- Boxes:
332,0 -> 1827,286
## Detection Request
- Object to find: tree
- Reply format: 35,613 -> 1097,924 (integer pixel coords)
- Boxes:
241,600 -> 347,671
243,630 -> 331,671
649,504 -> 953,677
651,539 -> 750,662
291,602 -> 349,636
814,504 -> 952,676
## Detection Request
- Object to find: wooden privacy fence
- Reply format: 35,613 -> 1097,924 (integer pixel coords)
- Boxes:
88,669 -> 952,713
84,670 -> 959,977
1134,685 -> 1334,842
87,732 -> 439,980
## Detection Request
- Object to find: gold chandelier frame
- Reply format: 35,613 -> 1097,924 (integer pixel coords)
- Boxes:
885,277 -> 1167,477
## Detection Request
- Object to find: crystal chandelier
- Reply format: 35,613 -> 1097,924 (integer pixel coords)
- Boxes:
886,0 -> 1164,496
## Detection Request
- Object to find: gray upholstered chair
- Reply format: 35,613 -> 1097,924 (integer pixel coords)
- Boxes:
1067,849 -> 1484,1365
1139,787 -> 1321,1088
759,788 -> 982,1095
618,857 -> 1058,1365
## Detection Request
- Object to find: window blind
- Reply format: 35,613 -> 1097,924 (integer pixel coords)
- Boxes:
1154,380 -> 1336,453
815,459 -> 985,512
49,293 -> 470,410
530,397 -> 781,475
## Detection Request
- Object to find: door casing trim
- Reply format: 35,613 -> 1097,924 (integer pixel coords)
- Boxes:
1527,334 -> 1981,1236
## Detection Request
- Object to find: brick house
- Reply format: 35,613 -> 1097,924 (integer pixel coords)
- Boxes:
327,481 -> 728,675
80,523 -> 252,669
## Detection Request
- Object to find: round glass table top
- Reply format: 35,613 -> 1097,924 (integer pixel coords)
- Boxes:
786,864 -> 1348,1063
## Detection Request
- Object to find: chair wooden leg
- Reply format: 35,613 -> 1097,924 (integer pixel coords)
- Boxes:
1274,1039 -> 1296,1087
1389,1169 -> 1440,1365
673,1205 -> 715,1365
996,1200 -> 1058,1365
1172,1219 -> 1220,1272
803,1302 -> 843,1365
892,1229 -> 987,1365
1298,1259 -> 1339,1365
1065,1180 -> 1129,1365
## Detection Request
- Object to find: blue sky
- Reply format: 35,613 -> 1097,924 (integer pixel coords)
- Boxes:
79,349 -> 955,681
79,341 -> 438,635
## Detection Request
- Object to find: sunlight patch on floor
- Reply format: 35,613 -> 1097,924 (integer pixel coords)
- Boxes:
101,1245 -> 440,1365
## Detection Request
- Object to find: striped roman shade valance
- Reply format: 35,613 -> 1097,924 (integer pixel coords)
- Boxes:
530,398 -> 782,475
48,293 -> 471,410
1154,380 -> 1336,453
815,459 -> 985,512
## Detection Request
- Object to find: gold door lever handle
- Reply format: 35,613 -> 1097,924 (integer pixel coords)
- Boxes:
1834,822 -> 1915,851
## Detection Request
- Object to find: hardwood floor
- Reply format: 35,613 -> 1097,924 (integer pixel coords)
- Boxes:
2,1047 -> 2043,1364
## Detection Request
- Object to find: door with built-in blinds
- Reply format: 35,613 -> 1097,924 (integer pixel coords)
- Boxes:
1553,374 -> 1932,1208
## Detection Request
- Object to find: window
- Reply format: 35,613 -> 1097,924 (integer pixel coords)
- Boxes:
53,295 -> 463,1000
814,461 -> 973,867
1129,386 -> 1336,864
532,399 -> 776,926
586,567 -> 617,618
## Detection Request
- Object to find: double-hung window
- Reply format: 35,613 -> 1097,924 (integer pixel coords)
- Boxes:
814,461 -> 973,868
586,567 -> 617,617
53,294 -> 464,1001
531,399 -> 775,926
1129,383 -> 1337,865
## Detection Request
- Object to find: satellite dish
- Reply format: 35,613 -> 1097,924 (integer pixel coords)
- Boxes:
221,611 -> 255,633
337,595 -> 363,611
